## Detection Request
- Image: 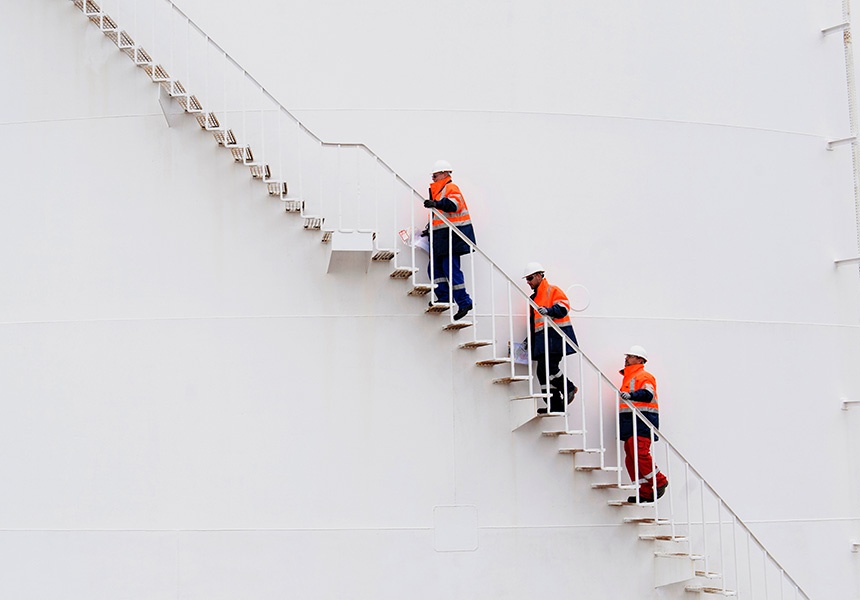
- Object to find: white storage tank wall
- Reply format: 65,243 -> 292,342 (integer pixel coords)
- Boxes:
170,0 -> 860,594
1,0 -> 858,599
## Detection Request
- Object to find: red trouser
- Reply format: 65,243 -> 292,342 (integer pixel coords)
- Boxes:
623,436 -> 668,499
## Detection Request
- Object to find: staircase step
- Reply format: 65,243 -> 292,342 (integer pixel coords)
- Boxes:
541,429 -> 569,437
161,79 -> 186,96
426,303 -> 451,313
459,340 -> 493,349
212,129 -> 237,146
695,571 -> 723,579
684,585 -> 736,596
303,216 -> 324,230
654,552 -> 704,560
623,517 -> 670,525
592,482 -> 637,490
176,95 -> 202,113
443,321 -> 473,331
249,164 -> 271,179
267,181 -> 288,196
122,46 -> 152,64
559,446 -> 603,454
142,64 -> 170,82
128,47 -> 153,65
639,534 -> 688,542
320,229 -> 334,243
116,31 -> 135,49
231,146 -> 253,162
476,358 -> 510,367
388,266 -> 417,279
609,498 -> 659,506
372,249 -> 395,261
407,284 -> 433,296
492,375 -> 530,384
98,18 -> 119,33
105,30 -> 133,48
197,112 -> 220,129
283,198 -> 304,213
576,465 -> 618,472
91,13 -> 117,30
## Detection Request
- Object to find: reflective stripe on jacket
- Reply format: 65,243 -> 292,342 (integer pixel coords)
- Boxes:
619,363 -> 659,415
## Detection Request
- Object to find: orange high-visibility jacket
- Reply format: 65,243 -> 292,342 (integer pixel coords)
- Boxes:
619,363 -> 659,415
427,176 -> 476,256
528,278 -> 578,358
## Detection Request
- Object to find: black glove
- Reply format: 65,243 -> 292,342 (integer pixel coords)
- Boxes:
423,199 -> 436,208
420,225 -> 429,237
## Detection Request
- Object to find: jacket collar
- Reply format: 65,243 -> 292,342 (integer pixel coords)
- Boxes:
531,277 -> 549,298
430,175 -> 452,198
623,363 -> 646,378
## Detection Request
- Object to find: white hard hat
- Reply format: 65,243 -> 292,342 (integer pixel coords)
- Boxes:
626,345 -> 648,361
522,262 -> 544,278
432,159 -> 453,174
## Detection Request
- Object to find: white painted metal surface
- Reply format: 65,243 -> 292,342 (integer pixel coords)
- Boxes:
0,0 -> 858,598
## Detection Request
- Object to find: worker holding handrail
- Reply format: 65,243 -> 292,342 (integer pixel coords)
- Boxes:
619,345 -> 669,503
522,262 -> 579,414
422,160 -> 476,321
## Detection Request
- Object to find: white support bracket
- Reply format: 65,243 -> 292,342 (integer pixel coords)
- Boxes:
826,136 -> 857,151
835,256 -> 860,266
841,398 -> 860,410
326,230 -> 374,273
852,541 -> 860,552
822,22 -> 850,36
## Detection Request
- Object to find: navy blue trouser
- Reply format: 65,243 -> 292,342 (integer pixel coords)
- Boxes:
428,253 -> 472,308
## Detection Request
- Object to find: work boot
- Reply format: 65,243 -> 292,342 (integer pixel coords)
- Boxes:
538,391 -> 566,414
453,303 -> 472,321
566,384 -> 578,404
627,482 -> 667,504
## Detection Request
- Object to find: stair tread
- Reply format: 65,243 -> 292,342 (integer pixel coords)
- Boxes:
304,217 -> 324,230
684,585 -> 736,596
407,284 -> 433,296
639,534 -> 688,541
623,517 -> 670,524
592,482 -> 636,489
459,340 -> 493,349
695,571 -> 723,579
476,358 -> 510,366
283,198 -> 305,213
426,303 -> 451,313
492,375 -> 530,384
267,182 -> 288,196
390,267 -> 418,279
443,321 -> 473,331
654,551 -> 704,560
372,249 -> 395,261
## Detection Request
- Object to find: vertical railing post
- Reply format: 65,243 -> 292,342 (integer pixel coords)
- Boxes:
578,352 -> 587,442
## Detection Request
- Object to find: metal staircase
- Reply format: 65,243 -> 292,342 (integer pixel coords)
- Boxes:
66,1 -> 812,597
